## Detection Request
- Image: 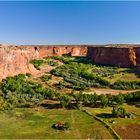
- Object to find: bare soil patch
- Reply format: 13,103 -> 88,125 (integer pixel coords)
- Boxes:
84,88 -> 139,95
114,124 -> 140,139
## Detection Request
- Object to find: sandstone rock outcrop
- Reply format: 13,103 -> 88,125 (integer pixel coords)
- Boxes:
87,46 -> 138,67
0,45 -> 87,80
0,44 -> 140,80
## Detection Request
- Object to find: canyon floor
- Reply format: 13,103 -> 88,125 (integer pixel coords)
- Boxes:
30,55 -> 140,94
0,55 -> 140,139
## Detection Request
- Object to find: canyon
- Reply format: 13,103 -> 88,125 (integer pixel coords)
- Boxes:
0,44 -> 140,80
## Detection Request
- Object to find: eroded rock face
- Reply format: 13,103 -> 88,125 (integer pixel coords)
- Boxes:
134,47 -> 140,68
0,45 -> 39,80
87,45 -> 140,68
0,44 -> 140,80
0,45 -> 87,80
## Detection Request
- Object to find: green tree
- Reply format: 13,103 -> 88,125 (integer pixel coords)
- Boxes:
100,94 -> 108,107
59,95 -> 70,108
112,106 -> 126,117
114,93 -> 124,105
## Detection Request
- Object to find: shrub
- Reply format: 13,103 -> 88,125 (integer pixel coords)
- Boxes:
112,80 -> 140,90
26,73 -> 32,77
47,60 -> 58,67
113,94 -> 124,105
99,94 -> 109,107
112,106 -> 126,117
59,95 -> 70,108
30,59 -> 44,70
41,75 -> 52,82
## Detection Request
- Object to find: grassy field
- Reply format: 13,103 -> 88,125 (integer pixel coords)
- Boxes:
84,103 -> 140,139
0,107 -> 114,139
0,56 -> 140,139
105,68 -> 140,83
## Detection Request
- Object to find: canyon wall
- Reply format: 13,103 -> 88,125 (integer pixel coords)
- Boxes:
87,46 -> 137,67
0,45 -> 87,80
0,44 -> 140,80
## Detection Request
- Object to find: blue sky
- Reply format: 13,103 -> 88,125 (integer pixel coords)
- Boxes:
0,1 -> 140,45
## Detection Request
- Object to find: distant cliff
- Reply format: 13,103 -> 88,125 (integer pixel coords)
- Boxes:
0,44 -> 140,80
0,45 -> 87,80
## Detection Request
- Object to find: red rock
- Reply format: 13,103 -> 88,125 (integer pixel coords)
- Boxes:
87,45 -> 140,68
0,44 -> 140,80
0,45 -> 87,80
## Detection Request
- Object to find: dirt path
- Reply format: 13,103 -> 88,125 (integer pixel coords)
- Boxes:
83,88 -> 139,95
71,110 -> 81,138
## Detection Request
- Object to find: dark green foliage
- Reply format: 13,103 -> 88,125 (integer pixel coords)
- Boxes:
112,80 -> 140,90
73,92 -> 98,108
59,95 -> 70,108
41,74 -> 52,82
54,81 -> 67,89
50,56 -> 94,64
30,59 -> 44,70
51,62 -> 110,89
73,91 -> 140,108
113,93 -> 124,105
106,94 -> 114,106
112,106 -> 126,117
92,66 -> 119,77
0,74 -> 57,110
46,60 -> 58,66
99,94 -> 109,107
25,73 -> 32,77
124,91 -> 140,102
0,95 -> 14,111
0,72 -> 140,111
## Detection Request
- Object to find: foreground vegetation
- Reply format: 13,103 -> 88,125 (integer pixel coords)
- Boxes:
85,103 -> 140,139
0,74 -> 139,139
0,108 -> 115,139
0,55 -> 140,139
0,74 -> 140,111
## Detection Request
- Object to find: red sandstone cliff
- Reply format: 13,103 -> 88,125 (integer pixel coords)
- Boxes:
0,44 -> 140,80
134,47 -> 140,68
0,45 -> 87,80
87,45 -> 139,68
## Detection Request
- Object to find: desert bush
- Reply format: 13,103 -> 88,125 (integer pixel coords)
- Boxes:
41,74 -> 52,82
59,95 -> 70,108
30,59 -> 44,70
47,60 -> 58,66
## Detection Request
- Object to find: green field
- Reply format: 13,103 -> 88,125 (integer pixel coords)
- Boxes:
0,107 -> 114,139
85,103 -> 140,139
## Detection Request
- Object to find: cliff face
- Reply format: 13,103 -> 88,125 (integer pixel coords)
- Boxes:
134,47 -> 140,68
0,45 -> 38,80
0,44 -> 140,80
0,45 -> 87,80
87,46 -> 137,67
